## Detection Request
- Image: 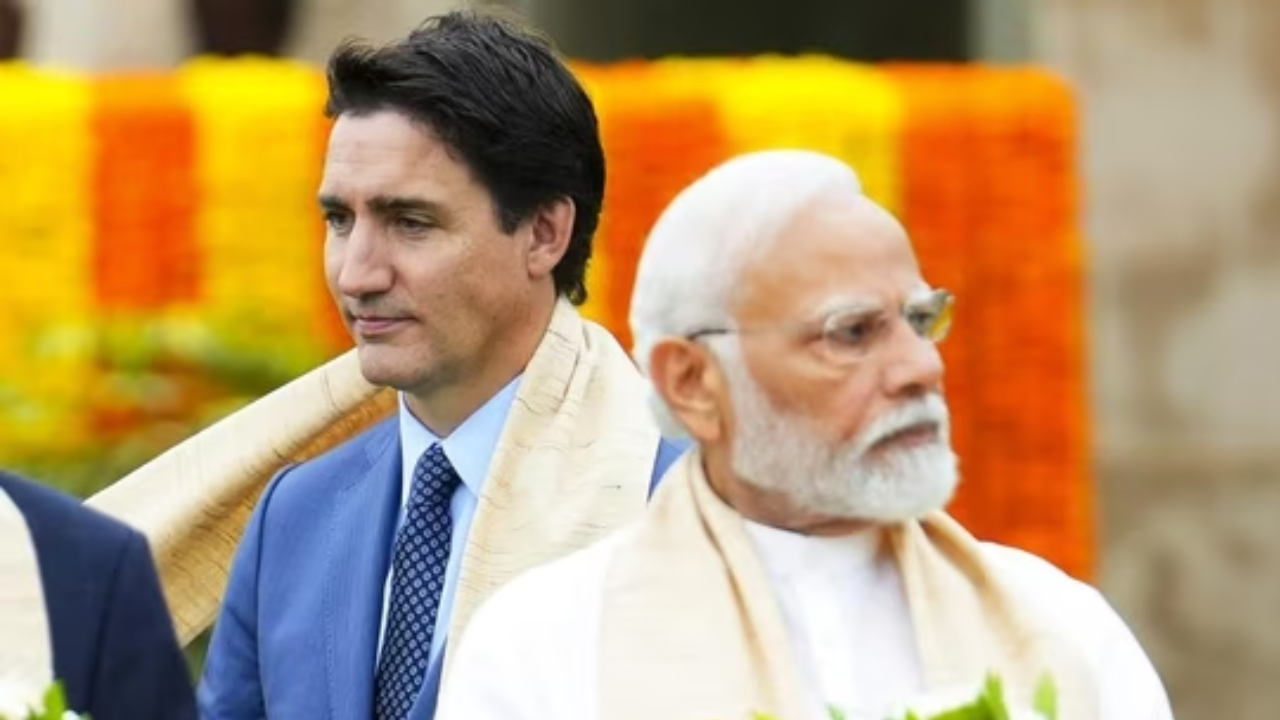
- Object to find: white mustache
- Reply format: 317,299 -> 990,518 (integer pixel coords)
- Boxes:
852,394 -> 949,456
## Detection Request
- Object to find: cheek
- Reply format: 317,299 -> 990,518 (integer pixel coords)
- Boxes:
400,261 -> 449,307
806,383 -> 878,447
758,363 -> 879,447
466,238 -> 531,303
401,243 -> 504,325
830,390 -> 880,448
323,251 -> 342,291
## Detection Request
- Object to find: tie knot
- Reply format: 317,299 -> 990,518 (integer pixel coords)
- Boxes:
410,444 -> 460,507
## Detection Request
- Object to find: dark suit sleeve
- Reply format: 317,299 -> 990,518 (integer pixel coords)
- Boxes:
197,474 -> 283,720
91,530 -> 197,720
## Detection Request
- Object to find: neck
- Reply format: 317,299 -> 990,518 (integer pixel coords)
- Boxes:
405,292 -> 558,437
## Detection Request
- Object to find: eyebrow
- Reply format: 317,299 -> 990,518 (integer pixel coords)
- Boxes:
317,193 -> 346,212
812,295 -> 883,318
814,284 -> 939,315
317,193 -> 448,218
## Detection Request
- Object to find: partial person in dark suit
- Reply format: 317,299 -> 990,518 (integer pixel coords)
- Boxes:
0,469 -> 196,720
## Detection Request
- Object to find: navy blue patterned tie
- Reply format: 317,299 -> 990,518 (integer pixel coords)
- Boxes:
373,444 -> 460,720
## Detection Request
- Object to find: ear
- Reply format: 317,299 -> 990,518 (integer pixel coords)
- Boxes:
526,196 -> 575,281
648,337 -> 729,443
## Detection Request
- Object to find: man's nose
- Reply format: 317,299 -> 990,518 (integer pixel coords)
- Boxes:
334,221 -> 393,297
881,321 -> 945,396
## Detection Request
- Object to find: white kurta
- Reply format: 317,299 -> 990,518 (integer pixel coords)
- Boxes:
742,523 -> 925,719
436,524 -> 1176,720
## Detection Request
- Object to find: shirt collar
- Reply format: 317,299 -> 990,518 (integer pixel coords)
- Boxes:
397,375 -> 523,505
742,518 -> 884,584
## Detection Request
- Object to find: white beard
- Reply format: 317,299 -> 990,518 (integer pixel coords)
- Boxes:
718,344 -> 959,523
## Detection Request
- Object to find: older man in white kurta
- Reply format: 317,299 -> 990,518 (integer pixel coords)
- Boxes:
435,150 -> 1175,720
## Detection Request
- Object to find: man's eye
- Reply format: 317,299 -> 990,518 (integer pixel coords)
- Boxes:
828,318 -> 879,345
395,217 -> 433,233
323,211 -> 353,233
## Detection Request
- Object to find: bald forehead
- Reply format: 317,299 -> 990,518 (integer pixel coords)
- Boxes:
734,189 -> 923,321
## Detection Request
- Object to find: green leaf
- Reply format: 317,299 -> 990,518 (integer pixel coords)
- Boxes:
1032,674 -> 1058,720
925,698 -> 990,720
979,674 -> 1011,720
827,704 -> 848,720
41,682 -> 67,720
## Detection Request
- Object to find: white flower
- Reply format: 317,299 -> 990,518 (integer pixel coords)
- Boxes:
0,681 -> 82,720
0,684 -> 36,719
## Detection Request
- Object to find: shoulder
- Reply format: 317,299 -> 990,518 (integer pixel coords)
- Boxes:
0,470 -> 136,564
462,531 -> 626,651
979,542 -> 1174,718
979,542 -> 1129,639
0,470 -> 160,641
483,531 -> 623,619
980,543 -> 1099,604
260,417 -> 398,510
444,533 -> 625,718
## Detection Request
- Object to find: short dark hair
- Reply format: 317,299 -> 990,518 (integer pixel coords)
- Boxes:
324,10 -> 604,305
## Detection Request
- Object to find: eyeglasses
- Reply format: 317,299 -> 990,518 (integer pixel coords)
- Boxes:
686,288 -> 954,367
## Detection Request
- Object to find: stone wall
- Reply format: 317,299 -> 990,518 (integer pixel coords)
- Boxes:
19,0 -> 463,68
1037,1 -> 1280,717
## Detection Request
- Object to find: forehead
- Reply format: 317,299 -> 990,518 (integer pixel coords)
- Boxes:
735,191 -> 924,321
319,111 -> 478,203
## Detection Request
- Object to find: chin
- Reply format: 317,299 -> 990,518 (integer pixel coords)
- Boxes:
354,345 -> 422,391
860,444 -> 960,521
799,443 -> 960,524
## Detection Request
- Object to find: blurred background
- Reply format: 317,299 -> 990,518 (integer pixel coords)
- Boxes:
1,1 -> 1277,717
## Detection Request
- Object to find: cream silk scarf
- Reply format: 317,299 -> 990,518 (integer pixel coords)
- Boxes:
86,300 -> 661,653
0,488 -> 52,712
85,340 -> 395,644
598,451 -> 1099,720
440,300 -> 661,676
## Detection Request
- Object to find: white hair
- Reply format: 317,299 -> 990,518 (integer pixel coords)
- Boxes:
628,149 -> 864,436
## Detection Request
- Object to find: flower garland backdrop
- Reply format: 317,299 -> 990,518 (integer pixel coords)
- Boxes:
0,57 -> 1095,580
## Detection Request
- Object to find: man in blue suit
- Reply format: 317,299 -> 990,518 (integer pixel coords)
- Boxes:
198,10 -> 685,720
0,470 -> 195,720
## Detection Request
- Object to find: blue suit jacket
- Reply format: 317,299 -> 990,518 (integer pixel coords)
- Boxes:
198,417 -> 685,720
0,470 -> 196,720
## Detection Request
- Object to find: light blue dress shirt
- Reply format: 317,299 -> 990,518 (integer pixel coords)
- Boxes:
376,375 -> 523,671
372,375 -> 687,718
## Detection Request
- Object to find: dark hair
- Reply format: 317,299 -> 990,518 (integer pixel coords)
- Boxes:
324,10 -> 604,305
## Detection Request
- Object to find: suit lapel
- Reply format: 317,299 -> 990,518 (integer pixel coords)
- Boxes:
324,421 -> 402,720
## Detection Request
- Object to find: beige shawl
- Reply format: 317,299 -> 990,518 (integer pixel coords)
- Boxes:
86,342 -> 395,644
440,300 -> 661,674
0,488 -> 52,711
598,451 -> 1099,720
84,300 -> 661,658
